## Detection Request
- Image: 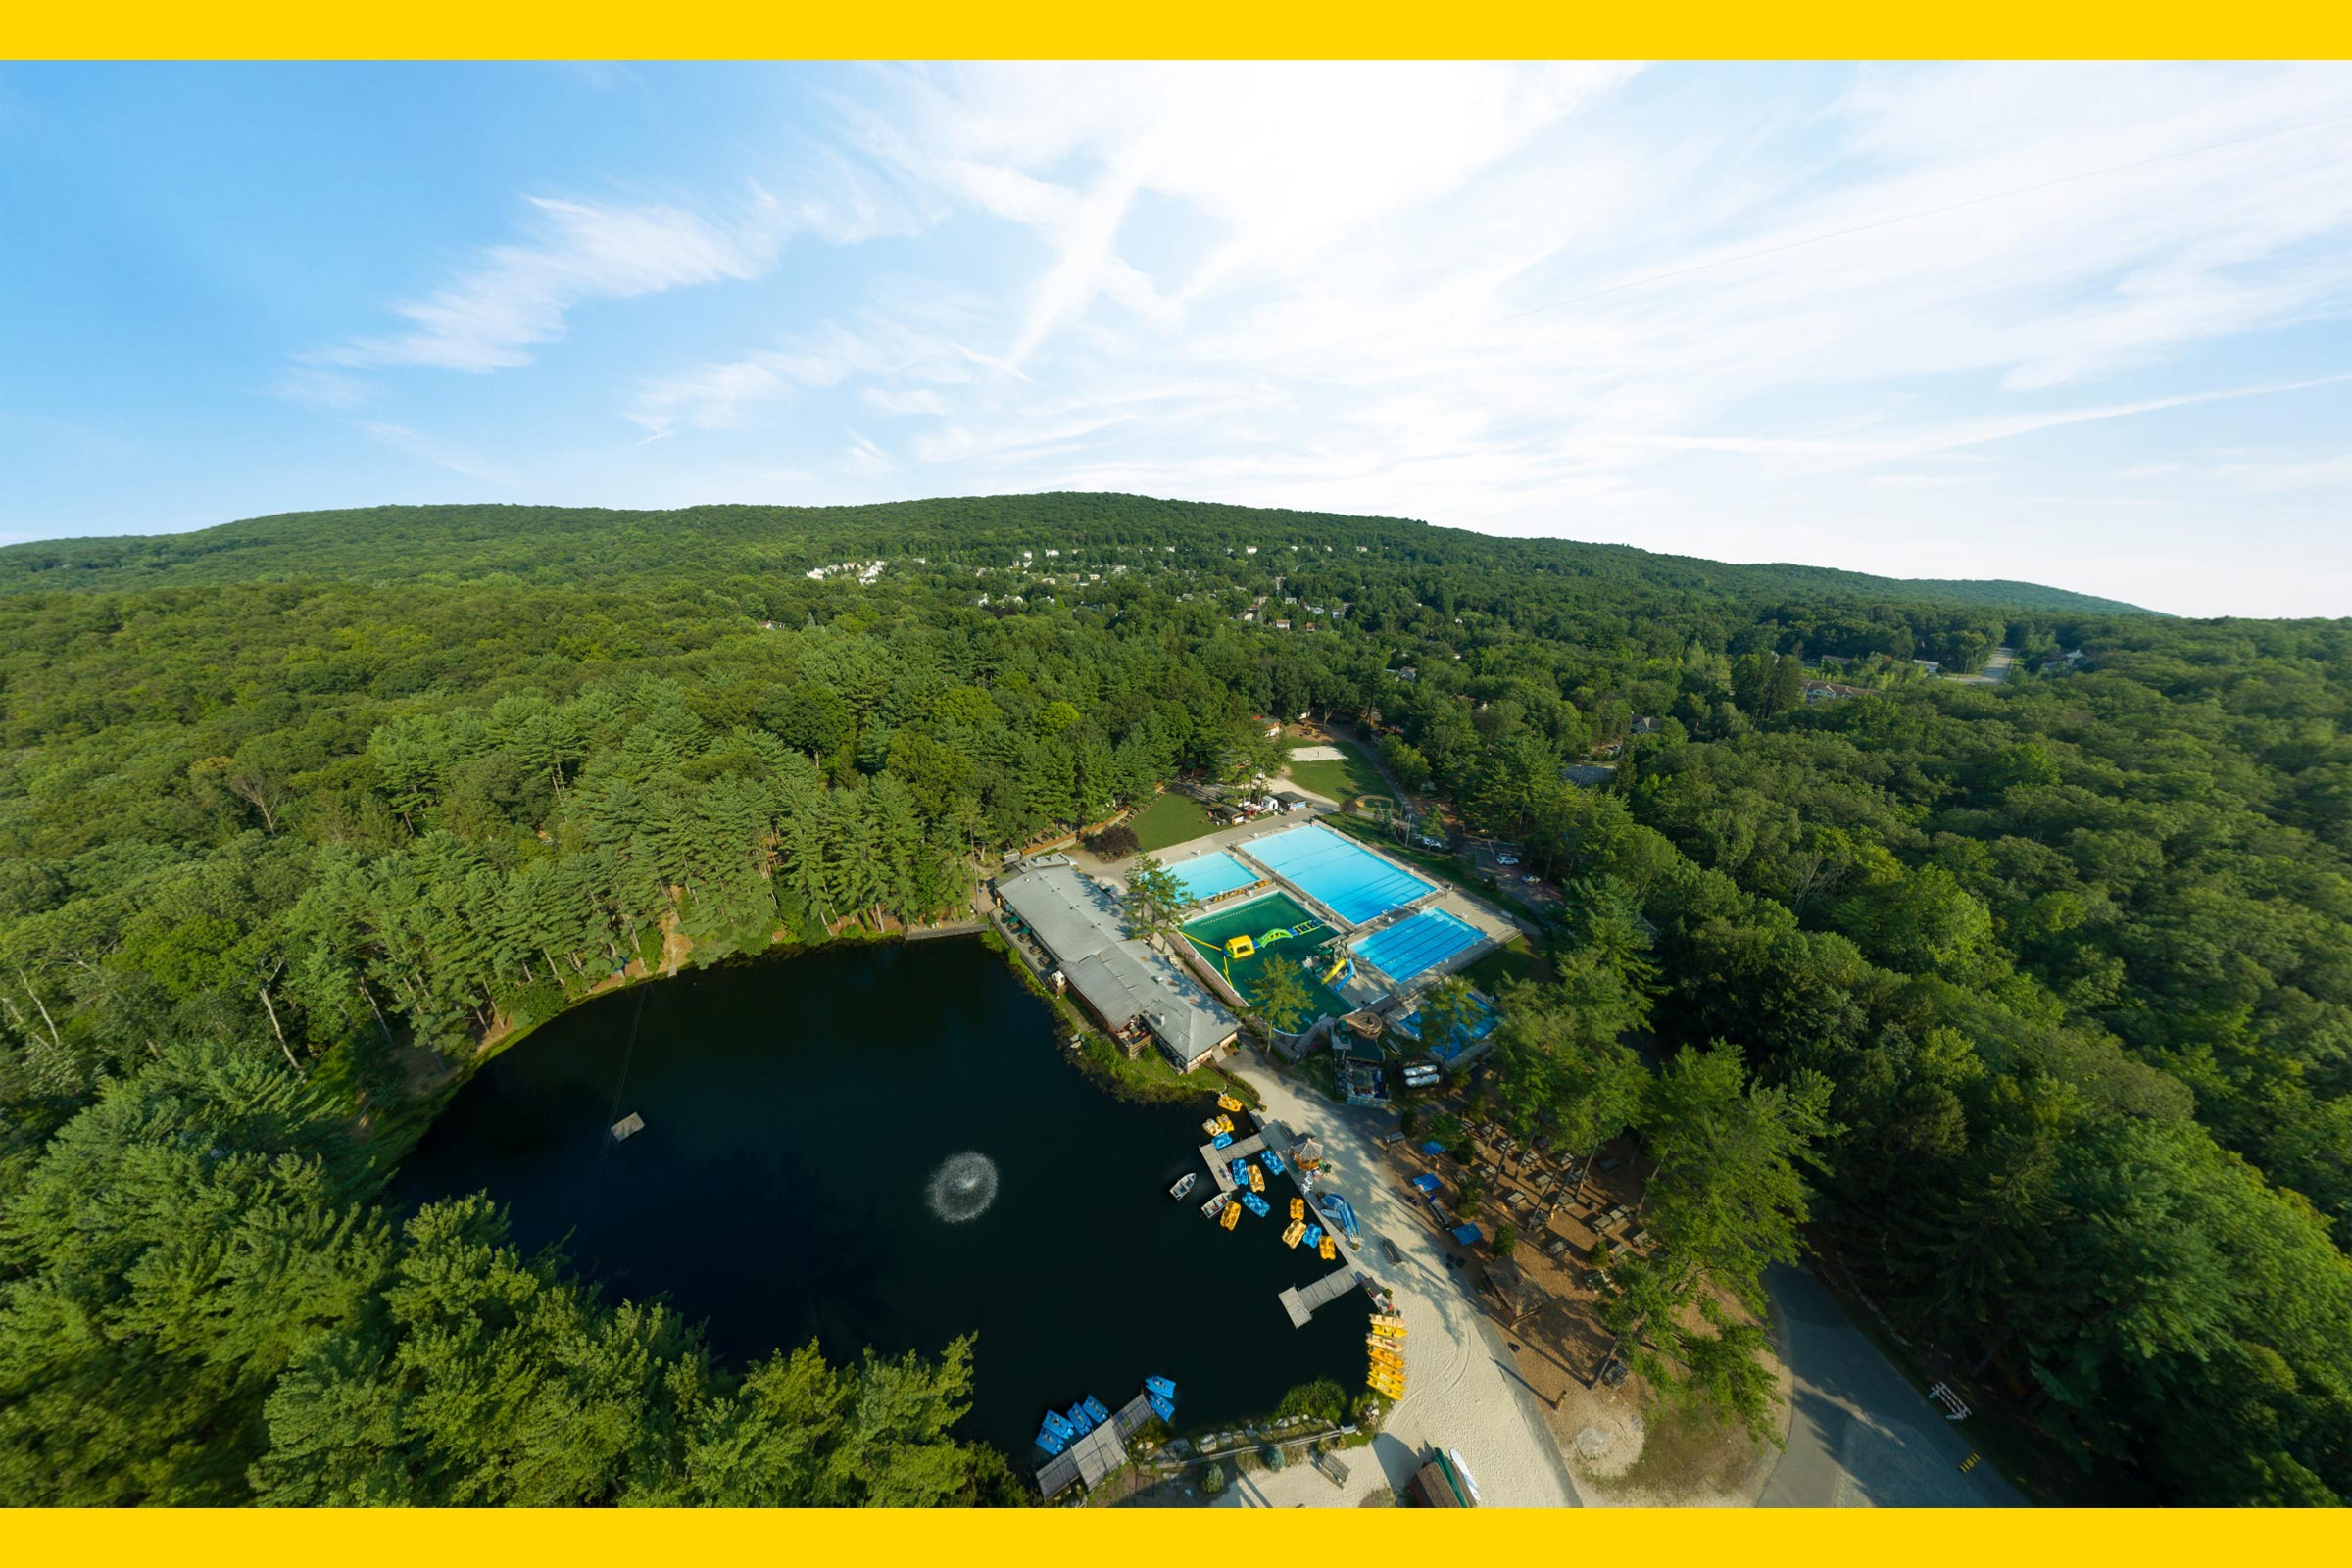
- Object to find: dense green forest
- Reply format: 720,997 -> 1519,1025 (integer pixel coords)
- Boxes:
2,495 -> 2345,1506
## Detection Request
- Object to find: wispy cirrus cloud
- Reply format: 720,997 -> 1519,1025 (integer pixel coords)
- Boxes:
314,193 -> 789,374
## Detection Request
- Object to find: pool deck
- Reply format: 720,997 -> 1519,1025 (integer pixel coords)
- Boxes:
1103,806 -> 1532,1020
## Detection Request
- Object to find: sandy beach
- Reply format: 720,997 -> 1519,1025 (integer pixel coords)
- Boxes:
1208,1050 -> 1586,1509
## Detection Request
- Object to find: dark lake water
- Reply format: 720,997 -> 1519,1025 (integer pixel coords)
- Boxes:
394,938 -> 1365,1457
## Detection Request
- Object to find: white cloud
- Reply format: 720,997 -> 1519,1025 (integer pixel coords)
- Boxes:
317,194 -> 787,374
358,421 -> 517,486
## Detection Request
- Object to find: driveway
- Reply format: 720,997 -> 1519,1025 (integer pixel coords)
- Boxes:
1758,1264 -> 2023,1507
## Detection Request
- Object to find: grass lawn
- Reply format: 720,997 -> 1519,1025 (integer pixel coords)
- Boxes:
1283,737 -> 1386,805
1130,790 -> 1219,853
1463,938 -> 1549,993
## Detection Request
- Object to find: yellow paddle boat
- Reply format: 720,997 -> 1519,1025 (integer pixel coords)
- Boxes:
1220,1202 -> 1242,1231
1249,1164 -> 1265,1194
1216,1093 -> 1243,1113
1289,1197 -> 1305,1220
1319,1236 -> 1338,1260
1282,1218 -> 1307,1249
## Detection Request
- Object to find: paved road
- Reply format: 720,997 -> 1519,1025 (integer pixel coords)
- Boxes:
1758,1265 -> 2022,1507
1947,646 -> 2017,686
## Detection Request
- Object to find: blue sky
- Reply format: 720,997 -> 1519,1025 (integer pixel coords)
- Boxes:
2,61 -> 2348,616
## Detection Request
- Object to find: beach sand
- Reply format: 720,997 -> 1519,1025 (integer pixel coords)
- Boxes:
1205,1051 -> 1585,1509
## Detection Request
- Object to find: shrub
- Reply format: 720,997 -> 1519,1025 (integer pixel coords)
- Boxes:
1201,1462 -> 1227,1496
1087,824 -> 1141,860
1277,1378 -> 1348,1426
1399,1106 -> 1421,1137
1455,1180 -> 1484,1218
1494,1222 -> 1519,1257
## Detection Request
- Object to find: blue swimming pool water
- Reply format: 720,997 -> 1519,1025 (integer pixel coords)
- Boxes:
1164,850 -> 1257,905
1241,823 -> 1432,925
1351,907 -> 1485,983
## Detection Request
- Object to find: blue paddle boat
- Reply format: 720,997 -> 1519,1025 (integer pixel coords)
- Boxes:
1302,1222 -> 1325,1250
1067,1402 -> 1095,1436
1211,1131 -> 1233,1149
1144,1374 -> 1178,1400
1042,1408 -> 1076,1442
1241,1191 -> 1270,1218
1081,1394 -> 1111,1426
1263,1149 -> 1287,1176
1147,1392 -> 1176,1424
1037,1424 -> 1067,1455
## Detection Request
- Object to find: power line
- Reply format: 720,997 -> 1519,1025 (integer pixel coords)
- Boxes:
1503,111 -> 2352,322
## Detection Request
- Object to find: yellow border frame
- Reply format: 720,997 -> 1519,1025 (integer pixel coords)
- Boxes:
3,2 -> 2348,59
8,9 -> 2352,1557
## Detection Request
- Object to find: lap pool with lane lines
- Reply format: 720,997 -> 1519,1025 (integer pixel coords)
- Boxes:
1350,906 -> 1486,983
1239,822 -> 1433,925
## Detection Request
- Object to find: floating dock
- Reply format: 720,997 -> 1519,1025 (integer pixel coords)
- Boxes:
1034,1391 -> 1162,1498
1279,1265 -> 1373,1328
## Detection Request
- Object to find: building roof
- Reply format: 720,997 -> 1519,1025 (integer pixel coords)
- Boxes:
999,864 -> 1235,1066
1066,940 -> 1235,1066
997,863 -> 1128,967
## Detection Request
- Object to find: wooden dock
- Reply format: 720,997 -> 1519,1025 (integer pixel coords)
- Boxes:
1197,1117 -> 1294,1190
1279,1264 -> 1372,1328
1034,1391 -> 1163,1497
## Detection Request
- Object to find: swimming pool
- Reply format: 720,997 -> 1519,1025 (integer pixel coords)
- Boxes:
1164,850 -> 1258,905
1350,907 -> 1486,983
1241,823 -> 1432,925
1180,893 -> 1352,1024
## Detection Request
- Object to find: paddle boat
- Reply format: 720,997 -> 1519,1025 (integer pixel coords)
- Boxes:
1263,1149 -> 1286,1176
1319,1236 -> 1338,1260
1147,1392 -> 1176,1424
1211,1131 -> 1234,1150
1144,1374 -> 1178,1400
1282,1218 -> 1307,1249
1367,1342 -> 1406,1370
1216,1094 -> 1244,1113
1370,1322 -> 1408,1340
1368,1312 -> 1407,1331
1289,1197 -> 1305,1220
1249,1163 -> 1266,1194
1036,1424 -> 1067,1456
1067,1402 -> 1096,1436
1215,1114 -> 1235,1134
1201,1116 -> 1222,1135
1367,1372 -> 1406,1399
1042,1409 -> 1077,1442
1220,1202 -> 1242,1230
1082,1394 -> 1111,1427
1230,1159 -> 1249,1185
1170,1172 -> 1198,1200
1302,1223 -> 1325,1250
1241,1192 -> 1270,1218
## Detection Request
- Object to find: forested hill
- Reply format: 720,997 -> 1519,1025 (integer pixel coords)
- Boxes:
0,495 -> 2150,615
4,492 -> 2347,1507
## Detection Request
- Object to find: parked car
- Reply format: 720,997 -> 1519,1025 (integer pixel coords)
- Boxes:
1496,854 -> 1518,866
